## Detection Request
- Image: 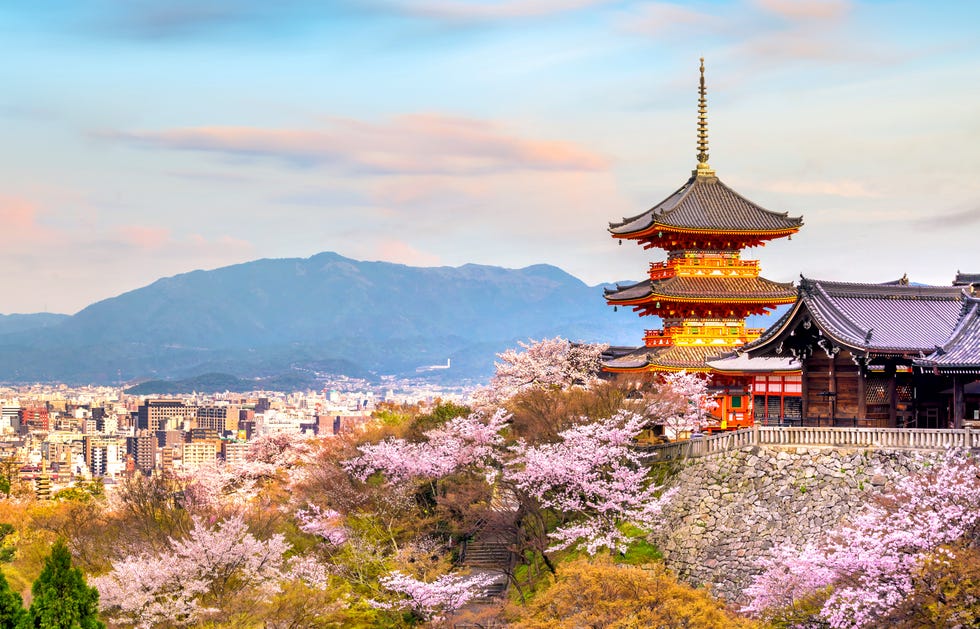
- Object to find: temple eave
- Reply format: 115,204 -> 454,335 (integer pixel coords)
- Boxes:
611,225 -> 801,239
606,295 -> 797,306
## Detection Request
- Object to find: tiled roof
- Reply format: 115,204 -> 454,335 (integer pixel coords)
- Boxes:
744,278 -> 965,355
915,296 -> 980,372
605,275 -> 796,303
609,174 -> 803,235
954,272 -> 980,286
602,344 -> 731,371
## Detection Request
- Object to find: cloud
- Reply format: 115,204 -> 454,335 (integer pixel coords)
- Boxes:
107,113 -> 609,176
80,0 -> 609,40
115,225 -> 171,250
84,0 -> 339,40
0,196 -> 61,243
619,3 -> 726,39
752,0 -> 850,21
914,206 -> 980,230
390,0 -> 609,22
620,0 -> 871,65
0,194 -> 260,312
370,239 -> 442,266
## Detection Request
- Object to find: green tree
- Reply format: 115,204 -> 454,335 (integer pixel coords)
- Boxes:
0,569 -> 26,627
22,539 -> 104,629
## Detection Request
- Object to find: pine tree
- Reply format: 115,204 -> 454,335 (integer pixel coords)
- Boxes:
22,539 -> 104,629
0,569 -> 26,628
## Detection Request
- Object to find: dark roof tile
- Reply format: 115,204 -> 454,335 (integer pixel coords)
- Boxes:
605,275 -> 796,302
915,296 -> 980,371
610,174 -> 803,235
745,278 -> 965,355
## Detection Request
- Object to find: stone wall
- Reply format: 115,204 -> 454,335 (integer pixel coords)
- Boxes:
653,445 -> 937,602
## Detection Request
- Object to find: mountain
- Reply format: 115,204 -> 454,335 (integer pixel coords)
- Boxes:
0,252 -> 651,385
0,313 -> 70,335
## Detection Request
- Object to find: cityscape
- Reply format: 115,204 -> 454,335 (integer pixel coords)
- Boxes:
1,1 -> 979,628
0,378 -> 471,495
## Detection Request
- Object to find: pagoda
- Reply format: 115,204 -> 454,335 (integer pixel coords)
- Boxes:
603,59 -> 803,429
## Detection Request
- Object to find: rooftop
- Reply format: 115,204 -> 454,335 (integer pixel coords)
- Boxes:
609,174 -> 804,237
915,296 -> 980,373
605,275 -> 797,304
743,278 -> 966,356
603,344 -> 729,372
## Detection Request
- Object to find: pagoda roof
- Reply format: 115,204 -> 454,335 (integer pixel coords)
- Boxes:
602,344 -> 730,372
605,275 -> 797,304
609,174 -> 803,237
742,277 -> 966,357
954,272 -> 980,286
914,295 -> 980,373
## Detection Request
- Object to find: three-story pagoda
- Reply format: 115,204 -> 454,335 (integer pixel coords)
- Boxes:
603,60 -> 804,429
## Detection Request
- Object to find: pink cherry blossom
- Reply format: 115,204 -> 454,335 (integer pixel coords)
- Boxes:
508,410 -> 673,554
645,370 -> 719,437
344,409 -> 509,483
296,503 -> 348,546
95,514 -> 292,627
743,452 -> 980,628
471,338 -> 607,407
372,570 -> 500,620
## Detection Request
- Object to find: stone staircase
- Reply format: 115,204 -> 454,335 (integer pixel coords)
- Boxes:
461,536 -> 512,604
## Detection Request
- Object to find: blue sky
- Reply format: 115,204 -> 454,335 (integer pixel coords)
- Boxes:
1,0 -> 978,313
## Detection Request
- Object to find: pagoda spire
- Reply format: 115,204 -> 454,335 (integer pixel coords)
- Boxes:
695,57 -> 715,177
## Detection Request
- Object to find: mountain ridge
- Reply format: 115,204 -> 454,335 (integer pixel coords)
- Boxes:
0,252 -> 651,385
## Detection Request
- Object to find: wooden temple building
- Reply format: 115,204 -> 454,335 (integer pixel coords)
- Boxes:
602,59 -> 803,429
732,277 -> 980,428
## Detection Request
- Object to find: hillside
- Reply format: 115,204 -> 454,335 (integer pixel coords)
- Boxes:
0,252 -> 654,385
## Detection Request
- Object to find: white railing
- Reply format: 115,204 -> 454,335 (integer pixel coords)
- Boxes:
638,426 -> 980,463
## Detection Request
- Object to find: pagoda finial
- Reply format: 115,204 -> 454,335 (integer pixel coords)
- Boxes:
695,57 -> 715,177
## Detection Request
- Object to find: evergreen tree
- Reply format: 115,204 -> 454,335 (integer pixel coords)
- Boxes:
0,569 -> 26,628
22,539 -> 104,629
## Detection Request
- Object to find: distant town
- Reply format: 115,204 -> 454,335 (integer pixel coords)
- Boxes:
0,378 -> 473,496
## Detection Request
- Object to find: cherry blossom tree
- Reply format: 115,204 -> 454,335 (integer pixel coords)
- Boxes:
177,461 -> 260,513
743,453 -> 980,628
296,504 -> 348,546
344,409 -> 509,483
471,338 -> 607,408
94,514 -> 302,628
508,410 -> 673,554
245,431 -> 314,476
645,370 -> 719,439
372,570 -> 500,621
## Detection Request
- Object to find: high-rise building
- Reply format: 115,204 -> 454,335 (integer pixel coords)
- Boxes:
196,405 -> 239,435
137,399 -> 196,432
126,431 -> 156,475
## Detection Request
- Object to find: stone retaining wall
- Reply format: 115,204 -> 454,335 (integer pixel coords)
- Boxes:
653,445 -> 941,602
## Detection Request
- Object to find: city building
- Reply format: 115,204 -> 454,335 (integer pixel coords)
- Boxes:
137,399 -> 197,432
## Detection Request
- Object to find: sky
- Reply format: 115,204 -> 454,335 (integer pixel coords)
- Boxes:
1,0 -> 978,314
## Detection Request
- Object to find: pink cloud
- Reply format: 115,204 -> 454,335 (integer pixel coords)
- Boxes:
395,0 -> 610,21
108,113 -> 609,176
752,0 -> 850,21
372,239 -> 442,267
621,0 -> 873,65
620,3 -> 725,38
115,225 -> 171,250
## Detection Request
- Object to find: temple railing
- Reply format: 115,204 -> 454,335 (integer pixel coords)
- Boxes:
637,426 -> 980,463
